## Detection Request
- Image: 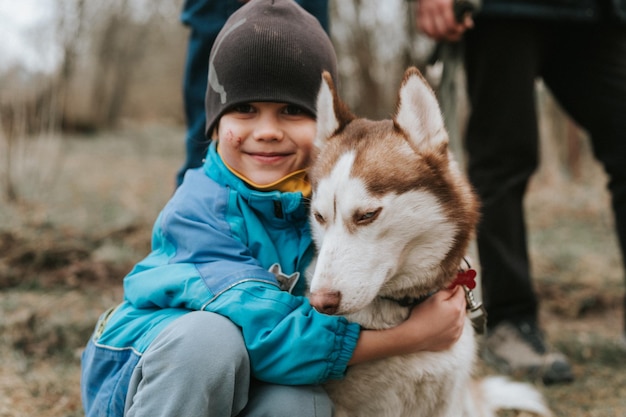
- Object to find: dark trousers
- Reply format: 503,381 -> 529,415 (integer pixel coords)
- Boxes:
177,0 -> 329,186
463,19 -> 626,330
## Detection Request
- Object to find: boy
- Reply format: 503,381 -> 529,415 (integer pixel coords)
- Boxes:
81,1 -> 467,416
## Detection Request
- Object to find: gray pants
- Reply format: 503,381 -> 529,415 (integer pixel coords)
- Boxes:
124,311 -> 333,417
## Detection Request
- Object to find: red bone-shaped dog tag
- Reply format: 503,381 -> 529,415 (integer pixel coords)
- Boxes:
449,269 -> 477,290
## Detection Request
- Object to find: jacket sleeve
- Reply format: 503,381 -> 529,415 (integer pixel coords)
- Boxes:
123,180 -> 277,311
207,281 -> 361,385
122,211 -> 223,311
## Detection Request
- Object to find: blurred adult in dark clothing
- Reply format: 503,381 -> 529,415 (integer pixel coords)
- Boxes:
416,0 -> 626,384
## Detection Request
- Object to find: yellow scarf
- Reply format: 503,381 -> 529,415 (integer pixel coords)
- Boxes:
218,144 -> 311,197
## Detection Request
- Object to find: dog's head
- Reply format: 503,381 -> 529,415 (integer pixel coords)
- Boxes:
307,67 -> 479,316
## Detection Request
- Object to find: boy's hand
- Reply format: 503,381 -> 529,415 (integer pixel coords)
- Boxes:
415,0 -> 474,42
403,285 -> 467,352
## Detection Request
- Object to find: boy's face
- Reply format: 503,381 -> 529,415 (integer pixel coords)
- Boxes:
217,102 -> 316,185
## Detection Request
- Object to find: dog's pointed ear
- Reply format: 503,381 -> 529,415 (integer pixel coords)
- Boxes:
315,71 -> 354,150
394,67 -> 448,153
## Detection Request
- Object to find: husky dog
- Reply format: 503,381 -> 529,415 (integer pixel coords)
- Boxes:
307,67 -> 551,417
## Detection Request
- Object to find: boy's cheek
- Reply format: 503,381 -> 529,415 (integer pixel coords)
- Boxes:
224,129 -> 243,146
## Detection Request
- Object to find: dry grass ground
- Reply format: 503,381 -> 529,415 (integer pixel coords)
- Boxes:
0,125 -> 625,416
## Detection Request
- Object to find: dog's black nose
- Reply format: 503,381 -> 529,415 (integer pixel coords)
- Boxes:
310,290 -> 341,315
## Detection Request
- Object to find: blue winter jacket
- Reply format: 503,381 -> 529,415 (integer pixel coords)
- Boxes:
81,141 -> 360,416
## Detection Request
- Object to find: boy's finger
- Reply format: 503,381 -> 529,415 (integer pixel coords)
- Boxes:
437,285 -> 462,300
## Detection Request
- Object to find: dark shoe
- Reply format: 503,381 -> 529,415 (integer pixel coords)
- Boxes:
482,319 -> 574,385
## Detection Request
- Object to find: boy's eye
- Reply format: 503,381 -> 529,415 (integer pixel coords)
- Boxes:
231,104 -> 255,114
283,105 -> 308,116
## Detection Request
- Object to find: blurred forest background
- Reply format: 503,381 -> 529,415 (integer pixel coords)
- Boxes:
0,0 -> 593,203
1,0 -> 625,416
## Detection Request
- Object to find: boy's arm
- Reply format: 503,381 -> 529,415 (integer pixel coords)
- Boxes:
206,282 -> 360,385
207,283 -> 466,385
348,286 -> 467,365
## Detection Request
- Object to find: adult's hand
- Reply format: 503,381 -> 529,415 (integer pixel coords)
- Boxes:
415,0 -> 474,42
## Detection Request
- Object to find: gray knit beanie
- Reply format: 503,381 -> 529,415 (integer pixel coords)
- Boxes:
205,0 -> 338,137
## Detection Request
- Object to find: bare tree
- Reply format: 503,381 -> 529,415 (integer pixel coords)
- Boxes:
90,0 -> 145,127
330,0 -> 434,119
331,0 -> 381,118
55,0 -> 87,130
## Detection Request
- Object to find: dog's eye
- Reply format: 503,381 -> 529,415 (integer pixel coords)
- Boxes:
313,211 -> 325,225
355,208 -> 382,225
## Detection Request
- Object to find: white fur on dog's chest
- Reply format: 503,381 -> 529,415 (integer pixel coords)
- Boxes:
326,320 -> 476,417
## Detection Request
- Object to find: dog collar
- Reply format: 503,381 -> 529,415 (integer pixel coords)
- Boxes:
380,265 -> 478,308
380,292 -> 434,308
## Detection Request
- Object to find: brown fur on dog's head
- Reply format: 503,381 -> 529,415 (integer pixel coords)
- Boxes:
309,67 -> 480,312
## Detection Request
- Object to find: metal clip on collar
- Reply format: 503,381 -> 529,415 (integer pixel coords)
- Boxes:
463,286 -> 487,335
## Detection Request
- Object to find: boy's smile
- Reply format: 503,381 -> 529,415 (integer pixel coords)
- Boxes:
217,102 -> 316,186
